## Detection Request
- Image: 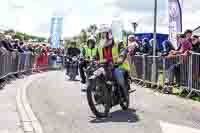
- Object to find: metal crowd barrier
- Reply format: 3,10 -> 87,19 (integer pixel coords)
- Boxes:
129,53 -> 200,97
0,52 -> 65,80
0,52 -> 35,80
189,53 -> 200,96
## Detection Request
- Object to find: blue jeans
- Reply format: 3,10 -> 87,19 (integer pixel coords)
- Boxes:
166,63 -> 180,84
114,68 -> 128,97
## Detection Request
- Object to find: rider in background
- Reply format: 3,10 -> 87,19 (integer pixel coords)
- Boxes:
79,36 -> 98,84
98,26 -> 130,100
66,40 -> 80,57
65,41 -> 80,79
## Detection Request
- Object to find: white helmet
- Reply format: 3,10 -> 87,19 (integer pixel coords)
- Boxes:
87,36 -> 96,43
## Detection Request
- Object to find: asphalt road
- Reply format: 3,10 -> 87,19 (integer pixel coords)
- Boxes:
27,71 -> 200,133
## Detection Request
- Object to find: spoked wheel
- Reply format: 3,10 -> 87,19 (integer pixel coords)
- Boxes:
86,79 -> 110,118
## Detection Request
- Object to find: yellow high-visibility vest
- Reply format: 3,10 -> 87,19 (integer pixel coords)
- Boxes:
85,47 -> 97,60
98,44 -> 130,71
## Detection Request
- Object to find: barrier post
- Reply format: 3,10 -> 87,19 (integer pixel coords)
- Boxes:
162,57 -> 166,87
187,54 -> 193,98
142,55 -> 146,86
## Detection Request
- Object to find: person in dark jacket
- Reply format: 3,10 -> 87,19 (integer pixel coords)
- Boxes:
0,41 -> 8,56
1,40 -> 14,52
192,35 -> 200,53
13,41 -> 24,53
67,41 -> 80,57
65,41 -> 80,80
138,38 -> 152,55
161,40 -> 175,56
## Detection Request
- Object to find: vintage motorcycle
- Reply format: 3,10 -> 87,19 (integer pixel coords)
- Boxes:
85,60 -> 135,118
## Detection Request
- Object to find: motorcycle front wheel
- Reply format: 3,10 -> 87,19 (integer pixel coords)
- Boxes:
86,79 -> 110,118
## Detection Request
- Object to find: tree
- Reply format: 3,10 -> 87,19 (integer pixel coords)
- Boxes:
15,32 -> 24,41
14,31 -> 46,42
79,29 -> 87,45
37,37 -> 46,42
96,32 -> 101,45
64,39 -> 72,48
4,29 -> 15,35
87,24 -> 98,35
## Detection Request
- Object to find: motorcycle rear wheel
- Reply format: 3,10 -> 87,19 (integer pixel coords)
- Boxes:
86,79 -> 110,118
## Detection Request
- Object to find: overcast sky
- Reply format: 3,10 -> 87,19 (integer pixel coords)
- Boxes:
0,0 -> 199,37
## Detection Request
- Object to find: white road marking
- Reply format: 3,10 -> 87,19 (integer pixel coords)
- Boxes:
160,121 -> 200,133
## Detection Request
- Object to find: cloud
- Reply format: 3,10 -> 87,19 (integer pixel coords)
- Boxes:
109,0 -> 167,15
0,0 -> 199,37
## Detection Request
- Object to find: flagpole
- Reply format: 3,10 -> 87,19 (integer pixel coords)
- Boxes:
152,0 -> 157,83
153,0 -> 157,57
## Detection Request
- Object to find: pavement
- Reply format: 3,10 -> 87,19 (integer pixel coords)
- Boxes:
1,71 -> 200,133
0,77 -> 24,133
25,71 -> 200,133
0,73 -> 44,133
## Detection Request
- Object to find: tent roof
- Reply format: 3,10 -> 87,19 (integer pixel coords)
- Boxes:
193,26 -> 200,36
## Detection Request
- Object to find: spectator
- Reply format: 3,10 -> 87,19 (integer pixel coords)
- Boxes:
191,35 -> 200,53
161,40 -> 175,56
165,34 -> 192,91
127,35 -> 138,56
176,33 -> 182,51
15,42 -> 25,53
13,39 -> 19,49
138,38 -> 152,55
184,29 -> 193,44
135,37 -> 142,46
168,34 -> 192,57
40,44 -> 48,71
1,40 -> 14,52
28,44 -> 35,54
127,35 -> 139,78
34,44 -> 43,55
0,34 -> 8,55
0,41 -> 8,56
22,44 -> 29,52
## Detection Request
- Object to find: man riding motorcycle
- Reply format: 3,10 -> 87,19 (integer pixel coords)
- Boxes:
98,26 -> 130,101
65,40 -> 80,80
79,36 -> 98,84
